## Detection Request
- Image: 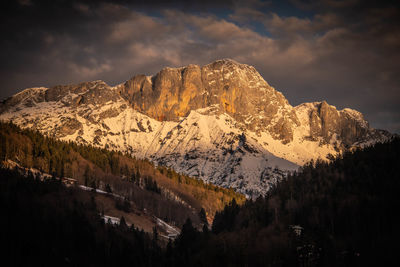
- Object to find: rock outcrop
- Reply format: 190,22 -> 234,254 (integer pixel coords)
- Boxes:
120,59 -> 300,143
294,101 -> 387,149
45,80 -> 120,106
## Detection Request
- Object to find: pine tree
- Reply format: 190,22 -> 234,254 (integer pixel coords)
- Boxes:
119,216 -> 127,230
84,165 -> 90,186
199,208 -> 208,226
153,226 -> 158,243
105,183 -> 112,194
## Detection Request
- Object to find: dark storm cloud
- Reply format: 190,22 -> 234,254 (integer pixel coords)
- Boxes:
0,0 -> 399,133
229,0 -> 400,132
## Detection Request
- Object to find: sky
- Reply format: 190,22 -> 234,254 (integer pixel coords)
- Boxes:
1,0 -> 399,133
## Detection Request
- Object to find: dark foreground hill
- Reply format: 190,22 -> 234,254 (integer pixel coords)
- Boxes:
0,168 -> 164,266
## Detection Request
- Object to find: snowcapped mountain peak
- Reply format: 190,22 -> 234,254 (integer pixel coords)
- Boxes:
0,59 -> 392,197
119,59 -> 299,143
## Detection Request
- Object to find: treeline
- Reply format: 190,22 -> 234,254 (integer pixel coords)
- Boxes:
163,137 -> 400,266
0,168 -> 166,266
0,121 -> 244,225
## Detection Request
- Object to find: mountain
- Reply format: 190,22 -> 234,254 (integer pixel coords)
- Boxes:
0,59 -> 391,196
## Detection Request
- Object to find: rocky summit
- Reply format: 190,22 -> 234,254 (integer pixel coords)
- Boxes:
120,59 -> 298,144
0,59 -> 392,197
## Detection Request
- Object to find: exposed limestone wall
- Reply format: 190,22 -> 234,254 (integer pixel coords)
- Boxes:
301,101 -> 373,147
119,59 -> 300,143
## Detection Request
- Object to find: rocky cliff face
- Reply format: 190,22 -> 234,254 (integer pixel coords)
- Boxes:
0,59 -> 392,197
294,101 -> 384,148
120,59 -> 300,144
118,59 -> 384,147
45,80 -> 120,106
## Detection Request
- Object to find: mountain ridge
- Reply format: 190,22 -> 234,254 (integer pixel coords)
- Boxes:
0,59 -> 392,196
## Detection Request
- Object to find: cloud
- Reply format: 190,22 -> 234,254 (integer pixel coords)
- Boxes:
0,0 -> 399,133
73,3 -> 90,14
68,61 -> 112,77
290,0 -> 361,10
17,0 -> 33,6
109,12 -> 164,43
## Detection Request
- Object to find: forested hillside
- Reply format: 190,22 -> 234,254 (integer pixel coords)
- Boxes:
0,168 -> 166,266
0,121 -> 244,227
1,121 -> 398,266
167,137 -> 400,266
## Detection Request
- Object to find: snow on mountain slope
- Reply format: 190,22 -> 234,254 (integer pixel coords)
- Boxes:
147,107 -> 298,196
0,59 -> 392,197
0,92 -> 296,196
